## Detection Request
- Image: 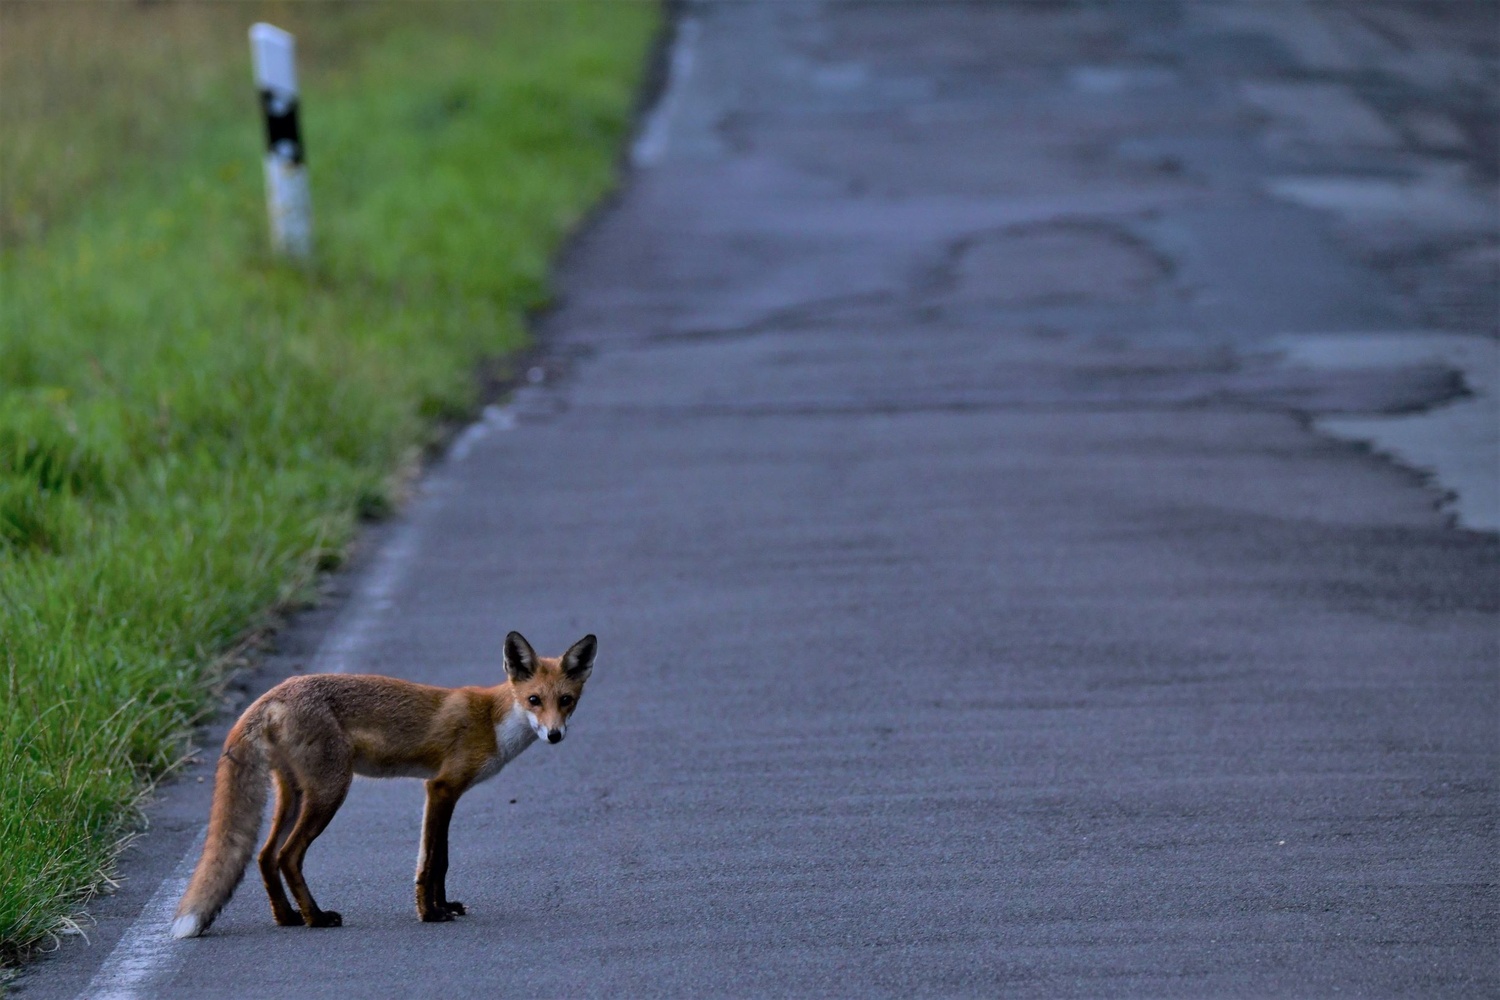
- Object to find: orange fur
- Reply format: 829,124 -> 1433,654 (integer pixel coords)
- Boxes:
170,632 -> 596,937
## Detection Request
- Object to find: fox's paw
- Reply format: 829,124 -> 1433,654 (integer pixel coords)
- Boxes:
443,901 -> 466,916
274,912 -> 303,927
419,908 -> 455,923
307,910 -> 343,928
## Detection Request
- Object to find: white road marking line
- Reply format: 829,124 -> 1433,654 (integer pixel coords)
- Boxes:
307,505 -> 425,676
450,403 -> 517,463
631,16 -> 699,168
81,836 -> 201,1000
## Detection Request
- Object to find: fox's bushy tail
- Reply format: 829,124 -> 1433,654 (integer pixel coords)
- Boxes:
169,711 -> 270,939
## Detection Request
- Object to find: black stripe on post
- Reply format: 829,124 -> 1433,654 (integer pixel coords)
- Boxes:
259,89 -> 305,165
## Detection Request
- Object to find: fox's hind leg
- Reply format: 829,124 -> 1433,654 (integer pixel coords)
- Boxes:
277,745 -> 353,928
258,768 -> 302,926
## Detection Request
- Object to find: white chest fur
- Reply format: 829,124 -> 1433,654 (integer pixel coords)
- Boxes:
472,703 -> 537,786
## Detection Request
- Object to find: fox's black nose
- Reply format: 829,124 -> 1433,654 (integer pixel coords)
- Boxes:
547,731 -> 563,744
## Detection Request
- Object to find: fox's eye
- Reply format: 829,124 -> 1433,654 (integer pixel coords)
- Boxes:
527,695 -> 541,707
558,695 -> 574,707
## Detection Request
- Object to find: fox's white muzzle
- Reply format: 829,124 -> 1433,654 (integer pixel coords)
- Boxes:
526,712 -> 565,744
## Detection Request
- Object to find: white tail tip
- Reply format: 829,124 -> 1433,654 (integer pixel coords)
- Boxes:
169,914 -> 204,939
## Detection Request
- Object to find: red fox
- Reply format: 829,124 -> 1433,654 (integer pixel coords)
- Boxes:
169,631 -> 597,938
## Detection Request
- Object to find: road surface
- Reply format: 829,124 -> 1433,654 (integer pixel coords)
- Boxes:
19,2 -> 1497,997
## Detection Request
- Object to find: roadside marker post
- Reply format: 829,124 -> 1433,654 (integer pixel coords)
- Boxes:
249,23 -> 312,261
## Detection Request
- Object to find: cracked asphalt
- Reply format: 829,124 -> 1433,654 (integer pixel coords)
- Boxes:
18,2 -> 1498,998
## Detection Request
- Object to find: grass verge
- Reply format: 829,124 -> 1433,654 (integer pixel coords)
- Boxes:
0,0 -> 657,962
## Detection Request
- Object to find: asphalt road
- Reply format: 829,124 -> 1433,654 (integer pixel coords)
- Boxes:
19,2 -> 1497,997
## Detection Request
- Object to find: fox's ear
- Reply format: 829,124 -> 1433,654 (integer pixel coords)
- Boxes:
562,634 -> 597,682
504,631 -> 537,682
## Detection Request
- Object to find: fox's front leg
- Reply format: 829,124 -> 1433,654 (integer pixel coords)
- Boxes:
416,779 -> 465,921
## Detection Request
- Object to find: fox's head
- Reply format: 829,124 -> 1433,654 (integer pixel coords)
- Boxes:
504,631 -> 597,744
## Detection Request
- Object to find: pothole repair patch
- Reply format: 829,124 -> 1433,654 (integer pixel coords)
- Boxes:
1273,332 -> 1499,532
941,222 -> 1171,308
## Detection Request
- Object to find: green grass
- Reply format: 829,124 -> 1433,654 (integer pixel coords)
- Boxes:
0,0 -> 658,961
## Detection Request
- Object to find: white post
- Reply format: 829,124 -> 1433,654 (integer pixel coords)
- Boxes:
250,23 -> 312,261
